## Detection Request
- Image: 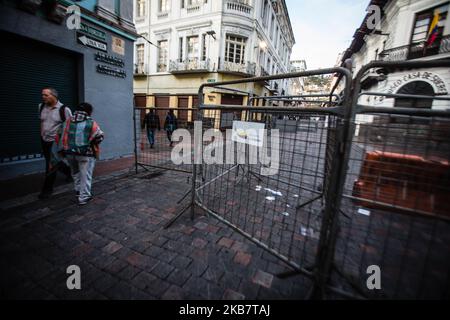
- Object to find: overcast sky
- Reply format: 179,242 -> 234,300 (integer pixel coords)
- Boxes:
285,0 -> 370,70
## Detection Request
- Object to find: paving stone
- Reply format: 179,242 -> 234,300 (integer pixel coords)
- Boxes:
103,281 -> 155,300
218,237 -> 234,248
222,288 -> 245,300
170,255 -> 192,270
92,273 -> 118,293
167,269 -> 192,287
252,270 -> 274,289
102,241 -> 123,255
183,276 -> 224,300
161,285 -> 185,300
234,252 -> 252,266
150,262 -> 175,280
130,271 -> 157,291
117,265 -> 141,281
192,237 -> 208,249
126,251 -> 158,270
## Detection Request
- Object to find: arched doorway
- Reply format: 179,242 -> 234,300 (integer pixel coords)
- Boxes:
392,81 -> 435,124
394,81 -> 435,109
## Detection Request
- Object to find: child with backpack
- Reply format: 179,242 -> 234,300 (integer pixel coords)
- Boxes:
57,102 -> 104,205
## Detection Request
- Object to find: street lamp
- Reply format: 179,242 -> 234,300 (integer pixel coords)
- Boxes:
206,30 -> 216,40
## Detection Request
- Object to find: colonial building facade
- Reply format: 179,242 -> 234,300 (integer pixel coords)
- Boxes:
133,0 -> 295,110
341,0 -> 450,110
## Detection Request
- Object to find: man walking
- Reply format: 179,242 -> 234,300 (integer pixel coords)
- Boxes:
164,109 -> 178,147
39,87 -> 72,199
142,109 -> 161,148
58,102 -> 104,205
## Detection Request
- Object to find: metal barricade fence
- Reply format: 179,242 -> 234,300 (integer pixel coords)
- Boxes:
134,107 -> 198,173
134,60 -> 450,299
327,60 -> 450,299
189,67 -> 353,289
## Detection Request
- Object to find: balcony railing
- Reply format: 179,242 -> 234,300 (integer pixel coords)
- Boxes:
169,58 -> 211,73
379,35 -> 450,61
224,0 -> 253,17
187,4 -> 201,13
157,11 -> 169,19
134,63 -> 148,75
219,60 -> 256,76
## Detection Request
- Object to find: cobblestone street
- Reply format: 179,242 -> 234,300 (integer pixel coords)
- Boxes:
0,169 -> 311,300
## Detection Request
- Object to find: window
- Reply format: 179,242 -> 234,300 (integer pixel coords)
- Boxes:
269,14 -> 275,39
159,0 -> 170,12
187,36 -> 199,61
259,47 -> 265,66
274,26 -> 279,48
179,37 -> 183,61
201,34 -> 207,61
157,40 -> 168,72
136,44 -> 145,72
225,35 -> 246,64
261,0 -> 269,26
411,3 -> 448,43
188,0 -> 202,5
136,0 -> 146,17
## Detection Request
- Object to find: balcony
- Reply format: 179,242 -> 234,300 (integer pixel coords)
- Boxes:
134,63 -> 148,76
224,0 -> 253,17
218,60 -> 256,76
379,35 -> 450,61
255,66 -> 270,85
169,58 -> 211,74
268,81 -> 280,94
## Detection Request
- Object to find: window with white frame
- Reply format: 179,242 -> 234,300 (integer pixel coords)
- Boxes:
136,43 -> 145,72
225,35 -> 246,64
159,0 -> 170,12
157,40 -> 168,72
136,0 -> 146,18
187,36 -> 199,61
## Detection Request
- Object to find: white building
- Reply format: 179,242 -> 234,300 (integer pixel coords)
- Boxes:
340,0 -> 450,111
133,0 -> 295,110
290,59 -> 307,95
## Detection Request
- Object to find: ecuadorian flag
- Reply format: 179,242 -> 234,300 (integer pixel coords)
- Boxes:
426,10 -> 440,47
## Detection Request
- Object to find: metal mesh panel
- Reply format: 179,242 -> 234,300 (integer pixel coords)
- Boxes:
328,59 -> 450,299
195,107 -> 341,273
135,107 -> 197,173
331,114 -> 450,299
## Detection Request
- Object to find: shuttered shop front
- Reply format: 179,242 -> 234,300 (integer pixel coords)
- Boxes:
0,31 -> 79,162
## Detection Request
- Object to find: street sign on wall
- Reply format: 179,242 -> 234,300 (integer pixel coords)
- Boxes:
79,22 -> 107,42
77,33 -> 107,52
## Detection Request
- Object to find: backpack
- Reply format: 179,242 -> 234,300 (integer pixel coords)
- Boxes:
39,103 -> 68,122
